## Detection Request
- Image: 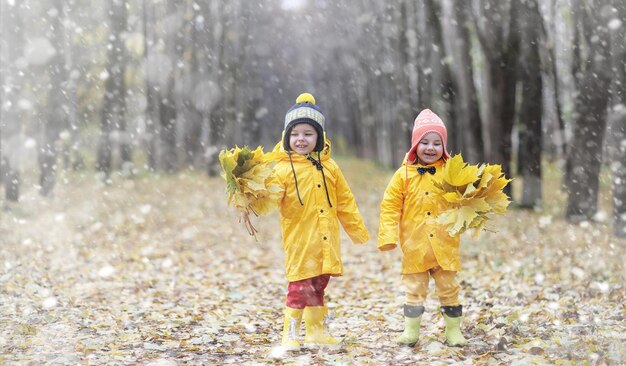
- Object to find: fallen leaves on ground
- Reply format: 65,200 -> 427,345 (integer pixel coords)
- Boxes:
0,158 -> 624,365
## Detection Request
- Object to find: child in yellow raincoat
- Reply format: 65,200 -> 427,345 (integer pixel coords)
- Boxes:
378,109 -> 467,347
272,93 -> 370,350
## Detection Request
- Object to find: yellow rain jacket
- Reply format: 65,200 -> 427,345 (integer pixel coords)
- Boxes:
272,141 -> 370,282
377,157 -> 461,273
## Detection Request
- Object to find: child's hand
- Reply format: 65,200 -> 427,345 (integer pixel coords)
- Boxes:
378,243 -> 397,251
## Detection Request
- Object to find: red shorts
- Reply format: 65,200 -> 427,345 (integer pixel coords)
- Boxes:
285,274 -> 331,309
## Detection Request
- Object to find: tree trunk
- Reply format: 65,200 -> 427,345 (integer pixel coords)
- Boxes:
180,0 -> 203,166
518,0 -> 543,209
610,0 -> 626,237
2,156 -> 19,201
143,0 -> 160,171
425,0 -> 455,147
0,1 -> 24,201
442,0 -> 484,163
610,109 -> 626,237
40,0 -> 67,196
377,3 -> 398,168
160,86 -> 177,173
116,0 -> 131,171
416,1 -> 434,109
541,0 -> 567,161
236,0 -> 259,147
207,0 -> 226,177
221,0 -> 240,149
402,0 -> 419,117
355,60 -> 376,161
159,0 -> 181,173
566,85 -> 611,220
393,0 -> 413,164
473,0 -> 521,197
565,0 -> 612,221
191,0 -> 217,171
97,0 -> 128,178
62,5 -> 84,172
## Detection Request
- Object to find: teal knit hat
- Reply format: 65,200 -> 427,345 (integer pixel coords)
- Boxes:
282,93 -> 326,152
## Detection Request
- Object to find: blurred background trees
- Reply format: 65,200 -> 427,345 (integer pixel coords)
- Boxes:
0,0 -> 625,236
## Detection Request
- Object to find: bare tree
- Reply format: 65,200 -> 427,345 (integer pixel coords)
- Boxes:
472,0 -> 522,196
416,0 -> 435,109
178,0 -> 203,166
159,0 -> 182,172
610,108 -> 626,237
62,4 -> 84,172
351,0 -> 380,161
425,0 -> 456,148
207,0 -> 226,176
0,1 -> 25,201
40,0 -> 68,196
565,0 -> 612,221
196,0 -> 220,175
97,0 -> 128,179
609,0 -> 626,237
143,0 -> 160,171
375,3 -> 401,167
441,0 -> 484,163
541,0 -> 567,160
517,0 -> 543,209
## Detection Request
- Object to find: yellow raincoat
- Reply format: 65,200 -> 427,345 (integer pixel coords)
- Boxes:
377,157 -> 461,273
272,141 -> 370,282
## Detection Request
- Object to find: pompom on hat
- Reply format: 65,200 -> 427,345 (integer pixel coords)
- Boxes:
406,109 -> 450,163
282,93 -> 326,152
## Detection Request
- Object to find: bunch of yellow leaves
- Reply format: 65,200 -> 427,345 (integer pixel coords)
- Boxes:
432,154 -> 511,237
219,146 -> 282,239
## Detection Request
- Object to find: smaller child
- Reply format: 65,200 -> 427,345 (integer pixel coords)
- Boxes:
377,109 -> 467,347
272,93 -> 370,350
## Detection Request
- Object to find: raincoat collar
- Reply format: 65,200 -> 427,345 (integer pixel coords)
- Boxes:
273,140 -> 332,162
402,153 -> 444,194
401,153 -> 444,169
273,140 -> 334,208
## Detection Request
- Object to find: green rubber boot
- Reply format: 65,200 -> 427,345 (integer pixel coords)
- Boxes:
397,305 -> 424,346
441,305 -> 467,346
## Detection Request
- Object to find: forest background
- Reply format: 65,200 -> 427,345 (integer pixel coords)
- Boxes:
1,0 -> 625,364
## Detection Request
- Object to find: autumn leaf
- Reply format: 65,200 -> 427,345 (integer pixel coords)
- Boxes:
433,154 -> 511,236
440,154 -> 480,187
218,145 -> 283,238
219,149 -> 239,194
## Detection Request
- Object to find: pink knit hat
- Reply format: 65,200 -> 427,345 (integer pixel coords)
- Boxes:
406,109 -> 450,163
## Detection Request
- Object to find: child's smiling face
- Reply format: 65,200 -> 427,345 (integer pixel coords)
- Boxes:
289,123 -> 318,155
416,132 -> 444,165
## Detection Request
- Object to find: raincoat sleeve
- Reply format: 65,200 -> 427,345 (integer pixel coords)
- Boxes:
335,166 -> 370,244
268,165 -> 286,205
377,169 -> 405,251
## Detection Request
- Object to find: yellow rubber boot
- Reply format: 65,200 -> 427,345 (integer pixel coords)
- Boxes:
281,307 -> 303,350
303,306 -> 340,346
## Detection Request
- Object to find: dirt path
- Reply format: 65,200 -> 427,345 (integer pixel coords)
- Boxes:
1,162 -> 624,365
